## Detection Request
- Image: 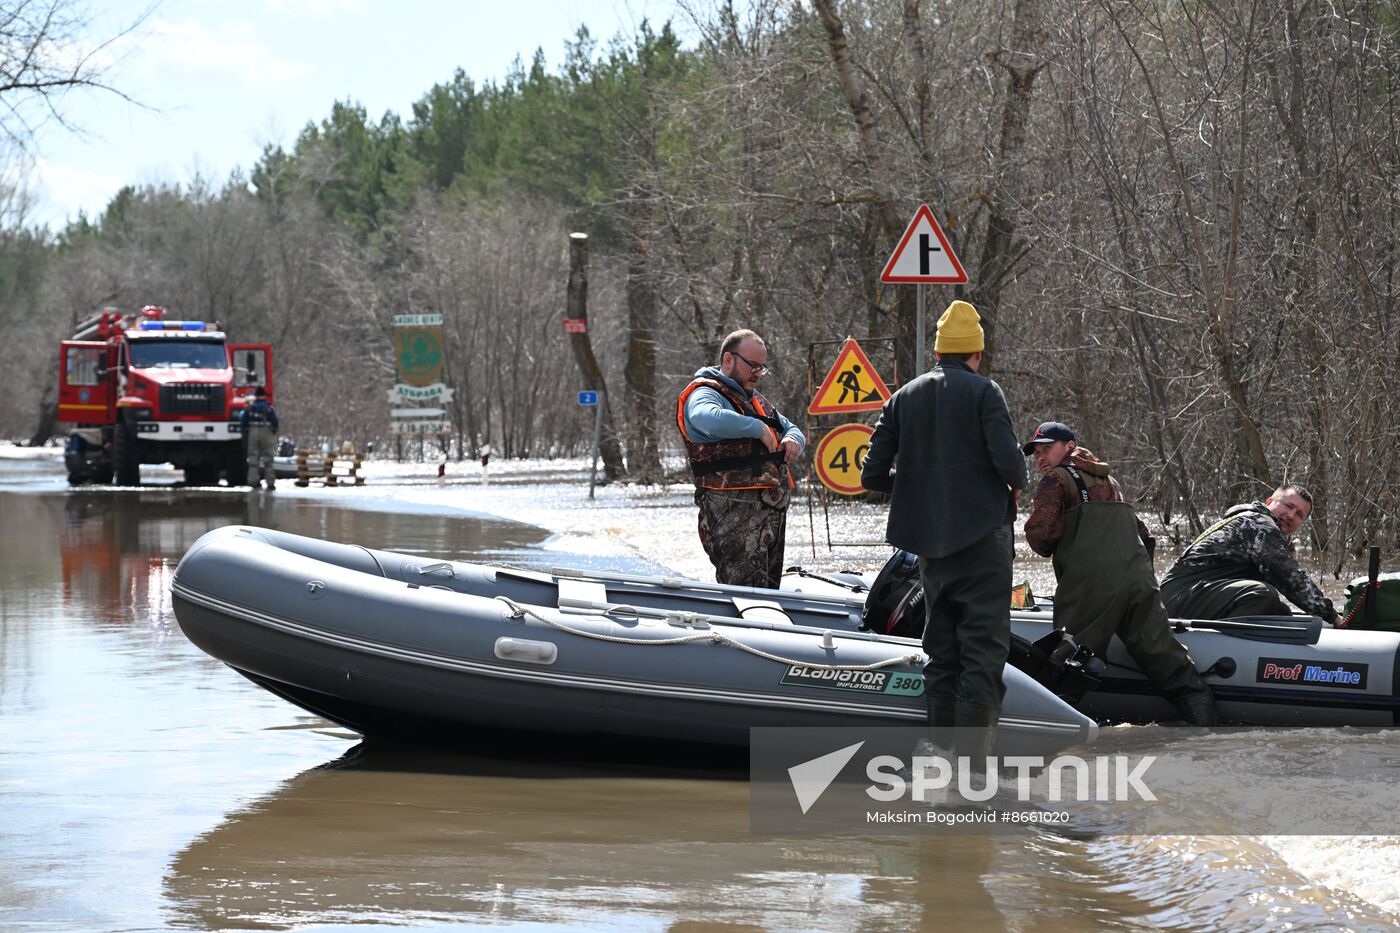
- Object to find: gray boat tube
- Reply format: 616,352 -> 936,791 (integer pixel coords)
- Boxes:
1008,605 -> 1400,726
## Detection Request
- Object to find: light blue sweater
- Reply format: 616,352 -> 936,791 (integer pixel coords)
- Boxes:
682,366 -> 804,449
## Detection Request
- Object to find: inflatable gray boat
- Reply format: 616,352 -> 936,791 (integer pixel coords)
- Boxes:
855,549 -> 1400,726
171,526 -> 1096,756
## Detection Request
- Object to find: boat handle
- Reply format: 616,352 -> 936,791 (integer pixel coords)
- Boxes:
495,637 -> 558,665
416,562 -> 456,578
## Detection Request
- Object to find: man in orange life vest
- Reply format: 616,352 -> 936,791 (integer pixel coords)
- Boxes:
677,329 -> 804,588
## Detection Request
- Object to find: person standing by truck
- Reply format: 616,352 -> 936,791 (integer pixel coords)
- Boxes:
239,387 -> 279,490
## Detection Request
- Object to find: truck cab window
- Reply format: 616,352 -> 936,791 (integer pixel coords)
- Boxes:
128,340 -> 231,370
66,347 -> 103,386
233,349 -> 267,387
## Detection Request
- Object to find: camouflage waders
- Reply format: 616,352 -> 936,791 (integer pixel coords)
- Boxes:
245,424 -> 278,488
1055,498 -> 1216,723
695,486 -> 791,589
1054,500 -> 1201,696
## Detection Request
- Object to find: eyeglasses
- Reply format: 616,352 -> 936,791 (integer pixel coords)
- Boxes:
731,350 -> 770,375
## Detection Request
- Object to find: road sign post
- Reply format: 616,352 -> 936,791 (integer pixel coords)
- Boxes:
917,284 -> 925,377
578,390 -> 602,498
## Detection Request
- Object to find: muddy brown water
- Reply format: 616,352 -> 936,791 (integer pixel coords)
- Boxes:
1,455 -> 1396,931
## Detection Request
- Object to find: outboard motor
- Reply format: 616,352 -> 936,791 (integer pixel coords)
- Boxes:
862,549 -> 924,638
1007,630 -> 1104,705
862,549 -> 1104,704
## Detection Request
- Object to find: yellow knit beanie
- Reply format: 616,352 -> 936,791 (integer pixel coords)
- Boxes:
934,300 -> 984,354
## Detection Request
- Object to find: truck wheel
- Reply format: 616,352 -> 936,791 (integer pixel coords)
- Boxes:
113,419 -> 140,486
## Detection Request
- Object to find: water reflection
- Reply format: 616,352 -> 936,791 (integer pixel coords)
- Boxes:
164,742 -> 1086,932
3,486 -> 557,633
0,476 -> 673,932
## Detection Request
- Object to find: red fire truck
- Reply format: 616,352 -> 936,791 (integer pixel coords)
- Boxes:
57,305 -> 274,486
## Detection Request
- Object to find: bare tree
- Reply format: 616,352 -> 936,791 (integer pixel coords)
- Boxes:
965,0 -> 1046,371
809,0 -> 921,375
0,0 -> 146,150
8,0 -> 1400,574
567,231 -> 627,479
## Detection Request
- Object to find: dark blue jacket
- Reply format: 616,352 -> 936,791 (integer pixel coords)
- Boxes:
860,358 -> 1027,558
240,398 -> 279,432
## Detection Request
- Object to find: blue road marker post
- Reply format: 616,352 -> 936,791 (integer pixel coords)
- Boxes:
578,391 -> 602,498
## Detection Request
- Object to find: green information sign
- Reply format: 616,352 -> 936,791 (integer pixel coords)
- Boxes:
393,326 -> 445,387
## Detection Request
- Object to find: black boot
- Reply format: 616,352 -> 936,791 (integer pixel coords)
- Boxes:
924,694 -> 957,754
1166,670 -> 1218,727
904,695 -> 957,793
954,702 -> 1000,786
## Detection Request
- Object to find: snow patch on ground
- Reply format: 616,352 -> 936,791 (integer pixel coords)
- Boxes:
314,456 -> 908,582
0,444 -> 63,461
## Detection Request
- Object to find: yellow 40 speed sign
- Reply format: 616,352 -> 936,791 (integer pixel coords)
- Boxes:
815,423 -> 874,495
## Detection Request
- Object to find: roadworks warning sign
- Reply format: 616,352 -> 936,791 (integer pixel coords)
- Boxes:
808,338 -> 891,415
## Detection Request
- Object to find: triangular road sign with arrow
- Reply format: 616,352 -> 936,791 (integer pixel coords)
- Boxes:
808,338 -> 892,415
880,204 -> 968,284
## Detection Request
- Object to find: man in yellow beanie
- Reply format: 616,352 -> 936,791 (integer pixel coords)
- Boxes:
861,300 -> 1028,769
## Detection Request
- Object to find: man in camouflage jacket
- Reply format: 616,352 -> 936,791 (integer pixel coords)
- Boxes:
1159,486 -> 1338,624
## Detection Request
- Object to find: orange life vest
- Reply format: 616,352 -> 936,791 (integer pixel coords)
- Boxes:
676,376 -> 794,492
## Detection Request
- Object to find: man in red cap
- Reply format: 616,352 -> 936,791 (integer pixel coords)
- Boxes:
1023,422 -> 1216,725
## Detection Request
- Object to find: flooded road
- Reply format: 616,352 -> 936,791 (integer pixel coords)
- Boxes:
2,454 -> 1399,931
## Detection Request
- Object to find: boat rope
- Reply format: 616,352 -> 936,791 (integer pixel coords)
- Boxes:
492,595 -> 923,672
1337,584 -> 1373,630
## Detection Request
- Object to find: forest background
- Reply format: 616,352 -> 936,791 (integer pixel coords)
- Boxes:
2,0 -> 1397,577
